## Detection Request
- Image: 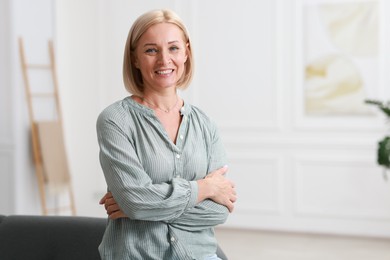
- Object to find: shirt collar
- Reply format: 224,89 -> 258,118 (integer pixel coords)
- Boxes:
126,95 -> 191,117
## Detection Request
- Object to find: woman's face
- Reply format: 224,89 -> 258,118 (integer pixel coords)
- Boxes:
134,22 -> 188,93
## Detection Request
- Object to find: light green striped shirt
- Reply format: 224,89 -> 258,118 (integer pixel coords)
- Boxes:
96,96 -> 229,260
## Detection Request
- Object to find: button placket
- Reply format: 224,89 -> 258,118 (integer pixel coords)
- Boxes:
173,106 -> 188,180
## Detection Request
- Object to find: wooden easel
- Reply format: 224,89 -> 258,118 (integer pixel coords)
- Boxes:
18,38 -> 76,215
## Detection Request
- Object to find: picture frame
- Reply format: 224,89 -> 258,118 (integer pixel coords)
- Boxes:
293,0 -> 386,130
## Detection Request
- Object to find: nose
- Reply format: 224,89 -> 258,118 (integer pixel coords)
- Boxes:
157,49 -> 171,65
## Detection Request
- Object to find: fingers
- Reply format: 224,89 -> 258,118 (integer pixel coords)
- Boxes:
99,192 -> 119,213
99,192 -> 113,204
104,197 -> 117,210
99,192 -> 128,219
109,210 -> 127,220
228,204 -> 234,213
99,195 -> 106,204
224,180 -> 237,212
103,197 -> 123,217
230,187 -> 237,204
106,203 -> 120,215
227,184 -> 238,212
218,165 -> 229,174
226,200 -> 235,213
215,165 -> 228,175
228,183 -> 237,204
207,165 -> 229,178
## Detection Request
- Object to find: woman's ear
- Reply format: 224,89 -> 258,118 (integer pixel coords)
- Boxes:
185,42 -> 190,62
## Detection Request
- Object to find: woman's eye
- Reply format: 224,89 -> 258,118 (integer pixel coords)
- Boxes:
145,48 -> 158,54
169,46 -> 179,52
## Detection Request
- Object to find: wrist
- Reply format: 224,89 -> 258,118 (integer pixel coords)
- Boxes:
197,178 -> 214,203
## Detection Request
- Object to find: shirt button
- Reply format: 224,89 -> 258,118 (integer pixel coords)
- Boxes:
176,154 -> 180,159
171,237 -> 175,242
180,135 -> 184,140
176,175 -> 181,178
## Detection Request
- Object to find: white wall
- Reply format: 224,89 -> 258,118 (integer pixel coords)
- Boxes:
0,0 -> 14,215
2,0 -> 390,238
0,0 -> 56,215
55,0 -> 104,217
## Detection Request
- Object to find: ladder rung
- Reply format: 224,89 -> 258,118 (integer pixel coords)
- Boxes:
31,93 -> 55,97
26,64 -> 51,69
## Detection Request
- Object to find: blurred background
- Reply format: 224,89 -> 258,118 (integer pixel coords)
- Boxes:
1,0 -> 390,258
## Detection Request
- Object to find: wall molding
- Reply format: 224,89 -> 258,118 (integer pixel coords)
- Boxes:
292,154 -> 390,221
228,154 -> 283,215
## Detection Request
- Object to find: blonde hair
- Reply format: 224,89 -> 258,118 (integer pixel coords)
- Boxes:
123,9 -> 194,96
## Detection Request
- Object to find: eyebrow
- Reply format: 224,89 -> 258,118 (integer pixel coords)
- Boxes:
143,40 -> 180,47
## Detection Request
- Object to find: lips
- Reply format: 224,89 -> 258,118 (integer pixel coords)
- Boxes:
155,69 -> 174,75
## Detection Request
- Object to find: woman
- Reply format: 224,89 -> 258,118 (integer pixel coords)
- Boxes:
97,9 -> 236,260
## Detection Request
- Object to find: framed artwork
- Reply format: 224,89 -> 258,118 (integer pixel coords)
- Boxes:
293,0 -> 384,129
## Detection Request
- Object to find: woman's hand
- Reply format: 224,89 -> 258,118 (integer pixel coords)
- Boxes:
197,166 -> 237,212
99,192 -> 128,219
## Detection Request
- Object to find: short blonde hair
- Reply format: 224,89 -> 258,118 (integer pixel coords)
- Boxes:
123,9 -> 194,96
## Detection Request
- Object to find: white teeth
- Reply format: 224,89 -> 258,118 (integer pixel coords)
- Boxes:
156,69 -> 173,75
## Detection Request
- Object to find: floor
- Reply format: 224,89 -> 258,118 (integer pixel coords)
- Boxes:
215,228 -> 390,260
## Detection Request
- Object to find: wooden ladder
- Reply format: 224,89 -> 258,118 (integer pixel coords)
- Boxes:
18,38 -> 76,215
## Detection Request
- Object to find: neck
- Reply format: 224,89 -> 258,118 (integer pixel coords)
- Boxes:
141,94 -> 179,113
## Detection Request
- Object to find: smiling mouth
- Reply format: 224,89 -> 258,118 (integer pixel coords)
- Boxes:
155,69 -> 174,75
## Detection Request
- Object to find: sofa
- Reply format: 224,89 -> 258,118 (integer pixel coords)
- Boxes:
0,215 -> 228,260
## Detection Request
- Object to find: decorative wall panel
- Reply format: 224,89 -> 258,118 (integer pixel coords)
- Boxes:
294,155 -> 390,220
228,155 -> 282,214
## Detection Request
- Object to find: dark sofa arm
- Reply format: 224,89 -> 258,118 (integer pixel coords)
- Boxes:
0,215 -> 105,260
0,215 -> 228,260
